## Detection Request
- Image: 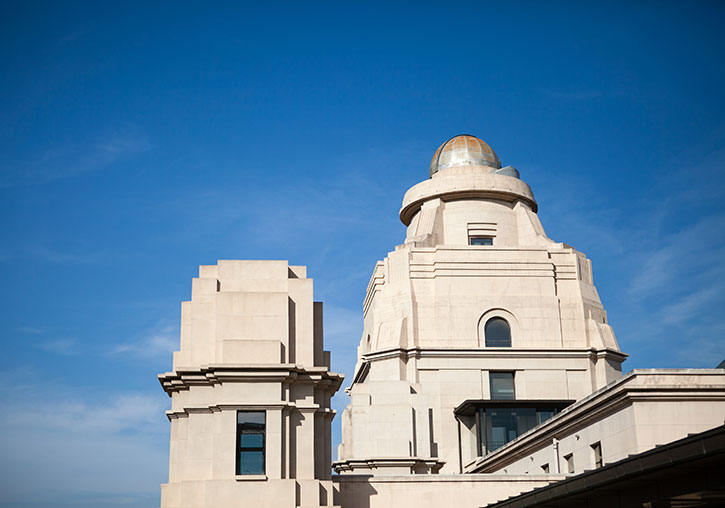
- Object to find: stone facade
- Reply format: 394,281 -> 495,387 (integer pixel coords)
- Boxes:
159,260 -> 342,508
159,135 -> 725,508
335,135 -> 625,475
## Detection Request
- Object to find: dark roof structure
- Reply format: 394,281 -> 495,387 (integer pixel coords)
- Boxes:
484,424 -> 725,508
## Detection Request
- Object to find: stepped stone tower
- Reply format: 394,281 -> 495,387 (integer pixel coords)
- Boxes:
334,135 -> 626,475
159,260 -> 343,508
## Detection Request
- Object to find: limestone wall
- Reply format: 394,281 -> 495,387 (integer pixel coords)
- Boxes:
334,474 -> 563,508
159,260 -> 342,508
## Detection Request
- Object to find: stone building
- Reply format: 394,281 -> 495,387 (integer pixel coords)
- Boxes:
159,135 -> 725,508
158,261 -> 342,508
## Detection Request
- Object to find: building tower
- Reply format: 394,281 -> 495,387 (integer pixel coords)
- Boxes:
334,135 -> 626,475
159,260 -> 343,508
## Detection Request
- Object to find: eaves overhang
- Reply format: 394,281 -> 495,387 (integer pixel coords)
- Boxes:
454,399 -> 575,417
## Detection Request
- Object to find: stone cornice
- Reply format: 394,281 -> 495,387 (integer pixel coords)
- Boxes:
158,364 -> 344,396
400,172 -> 538,225
333,473 -> 566,484
332,457 -> 445,474
362,346 -> 628,363
165,403 -> 337,421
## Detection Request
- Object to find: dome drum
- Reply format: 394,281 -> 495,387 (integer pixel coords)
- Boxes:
399,172 -> 537,225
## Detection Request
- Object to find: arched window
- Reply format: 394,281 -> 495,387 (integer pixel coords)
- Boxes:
485,317 -> 511,347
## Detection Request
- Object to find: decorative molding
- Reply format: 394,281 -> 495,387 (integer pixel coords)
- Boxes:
158,364 -> 343,395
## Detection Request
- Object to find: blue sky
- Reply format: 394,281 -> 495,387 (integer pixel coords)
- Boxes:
1,1 -> 724,507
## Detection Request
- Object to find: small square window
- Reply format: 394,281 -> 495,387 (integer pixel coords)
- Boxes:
489,372 -> 515,400
470,237 -> 493,246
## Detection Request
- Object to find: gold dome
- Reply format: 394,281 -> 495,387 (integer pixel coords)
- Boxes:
429,135 -> 501,177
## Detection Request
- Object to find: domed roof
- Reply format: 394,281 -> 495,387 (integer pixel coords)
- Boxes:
429,135 -> 501,177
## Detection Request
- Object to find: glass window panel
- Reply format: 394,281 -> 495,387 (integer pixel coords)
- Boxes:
483,407 -> 537,454
490,372 -> 515,400
470,237 -> 493,246
485,318 -> 511,347
237,411 -> 265,475
479,405 -> 569,456
240,433 -> 264,448
238,450 -> 264,475
238,411 -> 265,425
537,410 -> 555,424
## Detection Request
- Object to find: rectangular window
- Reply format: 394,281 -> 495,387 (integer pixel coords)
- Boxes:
480,407 -> 536,453
470,236 -> 493,246
591,442 -> 602,468
472,403 -> 567,456
564,453 -> 574,474
537,409 -> 556,424
237,411 -> 265,475
489,372 -> 515,400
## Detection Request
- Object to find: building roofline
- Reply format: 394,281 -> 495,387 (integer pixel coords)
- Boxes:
484,424 -> 725,508
466,369 -> 725,472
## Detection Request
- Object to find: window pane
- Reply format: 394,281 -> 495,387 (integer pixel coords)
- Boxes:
238,411 -> 265,425
470,237 -> 493,246
237,411 -> 265,475
238,450 -> 264,475
537,410 -> 555,424
240,433 -> 264,448
485,318 -> 511,347
490,372 -> 515,400
484,407 -> 536,453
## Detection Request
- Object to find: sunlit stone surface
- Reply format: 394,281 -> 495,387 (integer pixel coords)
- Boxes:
158,135 -> 725,508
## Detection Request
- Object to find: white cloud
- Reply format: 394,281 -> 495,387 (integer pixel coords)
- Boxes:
35,338 -> 78,355
0,130 -> 150,188
660,286 -> 721,326
0,380 -> 169,508
111,323 -> 178,359
628,214 -> 725,297
16,326 -> 45,335
25,245 -> 103,264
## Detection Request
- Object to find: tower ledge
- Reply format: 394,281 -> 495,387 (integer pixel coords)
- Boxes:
399,170 -> 538,226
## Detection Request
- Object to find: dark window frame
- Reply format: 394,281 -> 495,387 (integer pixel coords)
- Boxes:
478,405 -> 563,455
489,371 -> 516,400
564,453 -> 574,474
485,317 -> 512,347
236,411 -> 266,475
470,236 -> 494,246
592,441 -> 603,468
454,399 -> 573,458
